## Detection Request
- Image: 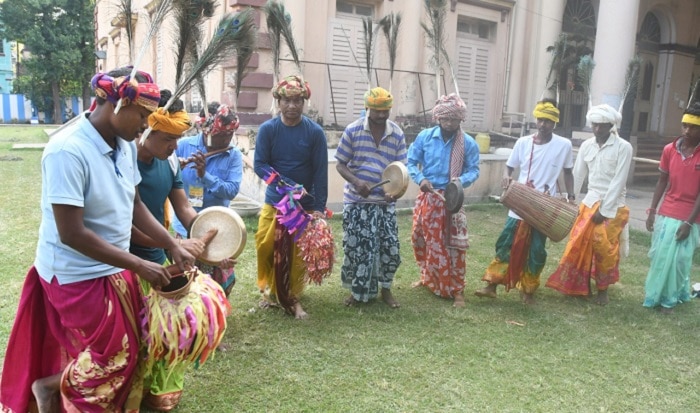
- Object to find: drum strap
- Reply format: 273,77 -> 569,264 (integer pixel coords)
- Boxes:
526,136 -> 535,184
445,131 -> 466,248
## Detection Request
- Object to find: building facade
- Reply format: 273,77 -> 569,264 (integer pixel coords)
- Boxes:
94,0 -> 700,143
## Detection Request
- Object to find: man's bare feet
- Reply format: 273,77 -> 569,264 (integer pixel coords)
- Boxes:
344,295 -> 357,307
411,280 -> 424,288
381,288 -> 400,308
521,292 -> 535,305
474,283 -> 497,299
453,292 -> 465,308
32,374 -> 61,413
293,302 -> 308,320
595,290 -> 609,306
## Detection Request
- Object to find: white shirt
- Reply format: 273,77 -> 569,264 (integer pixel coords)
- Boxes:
574,132 -> 633,218
506,133 -> 574,219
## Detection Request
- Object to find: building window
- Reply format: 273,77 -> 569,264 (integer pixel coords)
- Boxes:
336,1 -> 373,18
637,13 -> 661,52
457,17 -> 495,41
0,41 -> 4,56
562,0 -> 596,38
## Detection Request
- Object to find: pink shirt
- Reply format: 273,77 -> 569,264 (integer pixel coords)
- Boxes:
658,138 -> 700,223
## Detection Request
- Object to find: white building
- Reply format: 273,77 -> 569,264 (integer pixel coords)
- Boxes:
95,0 -> 700,160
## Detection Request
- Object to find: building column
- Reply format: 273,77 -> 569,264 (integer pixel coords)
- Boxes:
393,0 -> 424,118
524,0 -> 566,115
589,0 -> 640,110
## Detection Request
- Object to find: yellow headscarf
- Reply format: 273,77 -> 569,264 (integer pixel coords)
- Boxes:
364,87 -> 393,110
148,108 -> 193,136
532,101 -> 560,123
681,113 -> 700,127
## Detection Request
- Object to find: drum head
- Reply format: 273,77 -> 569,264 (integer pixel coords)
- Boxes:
381,161 -> 409,198
190,206 -> 247,265
445,180 -> 464,213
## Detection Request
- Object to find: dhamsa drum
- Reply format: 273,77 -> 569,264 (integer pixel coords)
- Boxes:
143,265 -> 230,368
369,161 -> 409,198
189,206 -> 247,264
500,181 -> 578,242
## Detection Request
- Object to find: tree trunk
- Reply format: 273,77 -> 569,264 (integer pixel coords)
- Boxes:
52,83 -> 61,124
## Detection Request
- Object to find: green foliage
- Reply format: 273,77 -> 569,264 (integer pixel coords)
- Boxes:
1,0 -> 95,119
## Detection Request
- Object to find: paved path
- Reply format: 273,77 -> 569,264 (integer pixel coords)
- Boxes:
625,184 -> 656,232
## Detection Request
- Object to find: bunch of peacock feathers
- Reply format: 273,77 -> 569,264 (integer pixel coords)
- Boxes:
141,9 -> 257,144
421,0 -> 459,96
542,33 -> 569,104
619,55 -> 642,113
115,0 -> 174,114
687,76 -> 700,109
171,0 -> 216,107
117,0 -> 136,62
576,54 -> 595,113
378,12 -> 402,93
263,0 -> 302,83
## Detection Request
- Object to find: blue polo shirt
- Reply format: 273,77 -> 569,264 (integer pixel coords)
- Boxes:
34,114 -> 141,284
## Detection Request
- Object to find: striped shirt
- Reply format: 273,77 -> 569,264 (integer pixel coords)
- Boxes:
335,117 -> 407,204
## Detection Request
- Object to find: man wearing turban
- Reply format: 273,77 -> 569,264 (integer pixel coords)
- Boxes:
0,67 -> 195,413
131,90 -> 234,411
335,87 -> 407,308
642,101 -> 700,313
476,100 -> 575,305
170,104 -> 242,291
546,103 -> 633,306
407,93 -> 480,307
254,75 -> 329,319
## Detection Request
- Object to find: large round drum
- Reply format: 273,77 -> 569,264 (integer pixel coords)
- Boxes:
381,161 -> 409,198
189,206 -> 247,264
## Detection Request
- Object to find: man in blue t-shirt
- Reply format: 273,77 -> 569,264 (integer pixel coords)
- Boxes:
130,90 -> 205,265
254,75 -> 329,320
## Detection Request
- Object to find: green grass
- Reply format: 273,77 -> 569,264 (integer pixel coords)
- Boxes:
1,126 -> 700,412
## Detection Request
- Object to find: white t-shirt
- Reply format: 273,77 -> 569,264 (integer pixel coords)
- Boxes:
506,134 -> 573,219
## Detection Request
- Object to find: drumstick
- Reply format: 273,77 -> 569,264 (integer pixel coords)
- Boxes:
181,146 -> 232,167
431,189 -> 446,202
369,179 -> 391,190
197,228 -> 219,247
164,228 -> 219,276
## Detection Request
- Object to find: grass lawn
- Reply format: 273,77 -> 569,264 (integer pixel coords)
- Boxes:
1,126 -> 700,412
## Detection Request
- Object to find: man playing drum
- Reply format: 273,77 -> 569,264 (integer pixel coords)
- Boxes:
172,104 -> 242,296
407,94 -> 480,307
254,75 -> 329,319
475,101 -> 574,305
131,90 -> 233,412
0,67 -> 194,412
335,87 -> 407,308
546,104 -> 632,305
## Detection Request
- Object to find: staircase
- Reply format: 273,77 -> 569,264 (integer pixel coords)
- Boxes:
631,135 -> 675,184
